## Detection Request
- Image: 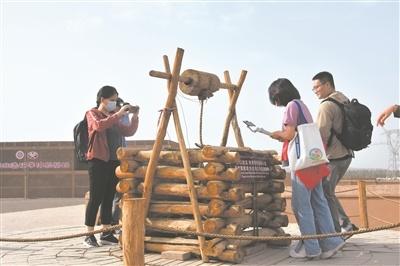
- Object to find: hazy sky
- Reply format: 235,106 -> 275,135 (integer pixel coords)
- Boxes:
1,0 -> 399,169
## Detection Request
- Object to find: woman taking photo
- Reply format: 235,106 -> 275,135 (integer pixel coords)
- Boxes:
267,78 -> 344,259
84,85 -> 139,247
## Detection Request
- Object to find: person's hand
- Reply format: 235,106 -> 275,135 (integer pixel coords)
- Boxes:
270,131 -> 284,142
130,105 -> 140,116
377,105 -> 396,126
116,105 -> 130,117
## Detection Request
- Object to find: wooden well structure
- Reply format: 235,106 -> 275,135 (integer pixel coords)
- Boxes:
115,48 -> 290,263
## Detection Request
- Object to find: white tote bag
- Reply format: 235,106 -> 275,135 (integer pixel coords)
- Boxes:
287,122 -> 329,171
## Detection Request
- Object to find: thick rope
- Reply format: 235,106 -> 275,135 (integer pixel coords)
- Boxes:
1,222 -> 399,243
199,99 -> 204,147
285,188 -> 357,194
335,188 -> 358,193
0,225 -> 121,243
146,222 -> 400,241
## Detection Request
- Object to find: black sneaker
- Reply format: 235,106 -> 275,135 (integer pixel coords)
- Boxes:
84,235 -> 99,247
343,223 -> 359,240
100,232 -> 119,245
351,224 -> 359,231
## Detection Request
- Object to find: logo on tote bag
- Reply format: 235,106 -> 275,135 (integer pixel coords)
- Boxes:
309,148 -> 323,160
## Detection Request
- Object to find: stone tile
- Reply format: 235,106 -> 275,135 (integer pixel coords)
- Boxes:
97,258 -> 123,265
368,247 -> 399,253
366,252 -> 400,265
0,257 -> 29,264
28,259 -> 59,265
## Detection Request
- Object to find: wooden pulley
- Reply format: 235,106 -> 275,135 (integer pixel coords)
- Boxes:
179,69 -> 220,99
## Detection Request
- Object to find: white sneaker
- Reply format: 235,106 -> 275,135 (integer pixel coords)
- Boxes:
320,241 -> 346,259
342,223 -> 353,232
290,241 -> 307,258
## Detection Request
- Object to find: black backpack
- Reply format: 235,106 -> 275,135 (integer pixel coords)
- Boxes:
323,98 -> 373,151
73,115 -> 96,162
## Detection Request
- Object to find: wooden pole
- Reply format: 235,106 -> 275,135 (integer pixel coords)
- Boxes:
142,48 -> 184,218
223,71 -> 244,148
163,55 -> 209,262
220,70 -> 247,146
357,180 -> 369,228
122,198 -> 145,266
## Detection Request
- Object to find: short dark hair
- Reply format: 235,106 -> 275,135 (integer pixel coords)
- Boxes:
96,85 -> 118,107
268,78 -> 301,106
116,97 -> 125,108
312,71 -> 335,89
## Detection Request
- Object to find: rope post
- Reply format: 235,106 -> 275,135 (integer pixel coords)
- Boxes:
357,180 -> 369,228
122,198 -> 145,266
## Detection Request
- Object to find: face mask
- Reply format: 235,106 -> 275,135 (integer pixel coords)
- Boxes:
106,101 -> 117,112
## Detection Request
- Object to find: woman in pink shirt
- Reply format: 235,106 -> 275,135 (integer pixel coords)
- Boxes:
84,85 -> 139,247
268,78 -> 344,259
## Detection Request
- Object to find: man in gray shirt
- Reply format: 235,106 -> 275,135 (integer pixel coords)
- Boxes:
312,71 -> 357,233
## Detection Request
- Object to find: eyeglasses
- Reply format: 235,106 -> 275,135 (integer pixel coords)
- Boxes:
312,82 -> 326,92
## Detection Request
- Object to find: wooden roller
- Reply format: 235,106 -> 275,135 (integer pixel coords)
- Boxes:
149,69 -> 237,96
179,69 -> 220,97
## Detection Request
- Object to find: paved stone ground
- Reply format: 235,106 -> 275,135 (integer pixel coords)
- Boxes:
1,200 -> 399,265
1,223 -> 399,265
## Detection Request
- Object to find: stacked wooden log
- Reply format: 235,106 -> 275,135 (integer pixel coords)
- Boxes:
116,145 -> 290,263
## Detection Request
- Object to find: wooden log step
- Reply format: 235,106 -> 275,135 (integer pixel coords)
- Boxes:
267,227 -> 291,247
206,181 -> 231,196
116,178 -> 139,193
225,211 -> 274,228
161,251 -> 192,261
204,238 -> 228,257
145,236 -> 198,246
271,166 -> 286,179
265,198 -> 286,212
117,147 -> 240,164
137,182 -> 245,202
148,218 -> 225,234
225,147 -> 278,157
232,180 -> 284,193
119,159 -> 141,172
236,194 -> 273,209
218,249 -> 244,263
201,145 -> 228,158
266,214 -> 289,228
116,147 -> 141,159
219,223 -> 241,236
149,199 -> 240,218
226,227 -> 278,248
116,165 -> 240,181
145,242 -> 242,263
204,162 -> 226,175
145,236 -> 228,256
241,243 -> 268,256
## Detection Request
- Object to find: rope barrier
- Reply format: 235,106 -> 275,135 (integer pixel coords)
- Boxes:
335,188 -> 358,193
146,222 -> 400,241
1,222 -> 399,243
0,225 -> 121,243
368,214 -> 396,225
1,182 -> 398,243
366,188 -> 400,205
285,188 -> 358,194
